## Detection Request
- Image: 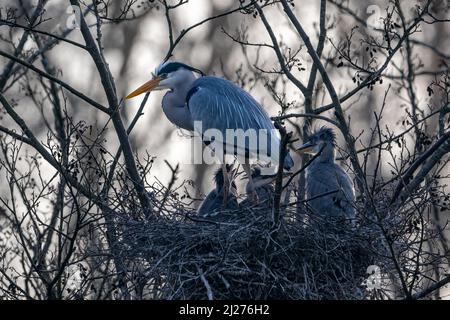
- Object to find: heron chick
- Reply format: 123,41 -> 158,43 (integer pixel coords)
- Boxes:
240,167 -> 287,208
197,164 -> 239,218
297,127 -> 355,223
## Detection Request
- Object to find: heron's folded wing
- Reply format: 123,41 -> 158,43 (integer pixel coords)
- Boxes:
187,76 -> 279,159
334,165 -> 356,218
307,165 -> 355,217
307,167 -> 341,197
333,165 -> 355,202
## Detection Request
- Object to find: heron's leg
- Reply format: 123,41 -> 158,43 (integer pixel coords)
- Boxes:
221,163 -> 229,207
243,163 -> 259,204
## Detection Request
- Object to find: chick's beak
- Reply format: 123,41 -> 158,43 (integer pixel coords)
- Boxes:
125,76 -> 162,99
296,141 -> 316,154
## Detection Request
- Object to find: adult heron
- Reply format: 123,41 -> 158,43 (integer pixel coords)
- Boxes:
197,164 -> 238,218
297,127 -> 355,223
125,61 -> 294,203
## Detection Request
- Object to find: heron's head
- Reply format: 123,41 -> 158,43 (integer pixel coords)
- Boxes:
125,61 -> 204,99
297,126 -> 336,155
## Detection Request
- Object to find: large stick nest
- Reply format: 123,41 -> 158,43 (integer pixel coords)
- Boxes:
111,200 -> 385,299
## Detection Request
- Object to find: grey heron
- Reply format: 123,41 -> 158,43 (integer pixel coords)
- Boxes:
197,164 -> 238,218
125,61 -> 294,203
297,127 -> 355,223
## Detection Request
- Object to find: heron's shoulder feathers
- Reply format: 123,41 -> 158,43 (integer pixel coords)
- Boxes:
191,76 -> 241,92
188,76 -> 274,130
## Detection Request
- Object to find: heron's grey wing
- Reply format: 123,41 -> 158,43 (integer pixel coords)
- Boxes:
334,165 -> 356,219
306,167 -> 340,215
187,76 -> 279,162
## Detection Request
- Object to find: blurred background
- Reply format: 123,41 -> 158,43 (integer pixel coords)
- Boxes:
2,0 -> 449,202
1,0 -> 448,200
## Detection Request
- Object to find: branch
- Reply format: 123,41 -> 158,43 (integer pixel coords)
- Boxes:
0,20 -> 88,50
0,125 -> 33,145
411,275 -> 450,300
0,0 -> 47,90
163,1 -> 257,61
254,3 -> 307,94
272,122 -> 291,227
101,92 -> 151,198
271,112 -> 339,127
70,0 -> 152,215
196,264 -> 214,300
314,2 -> 431,115
0,49 -> 109,114
0,93 -> 117,216
392,131 -> 450,204
305,0 -> 327,100
279,0 -> 365,194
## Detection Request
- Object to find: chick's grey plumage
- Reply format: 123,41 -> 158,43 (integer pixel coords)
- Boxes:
197,165 -> 238,217
240,168 -> 276,208
303,127 -> 355,220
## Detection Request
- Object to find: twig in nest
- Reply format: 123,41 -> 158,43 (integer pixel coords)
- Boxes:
156,160 -> 180,214
196,264 -> 214,300
272,121 -> 292,228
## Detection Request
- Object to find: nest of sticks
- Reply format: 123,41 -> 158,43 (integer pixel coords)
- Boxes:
111,196 -> 387,300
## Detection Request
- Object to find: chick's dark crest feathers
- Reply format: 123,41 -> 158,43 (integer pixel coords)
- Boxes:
308,126 -> 336,145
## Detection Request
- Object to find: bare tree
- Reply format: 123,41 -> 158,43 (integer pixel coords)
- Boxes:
0,0 -> 449,300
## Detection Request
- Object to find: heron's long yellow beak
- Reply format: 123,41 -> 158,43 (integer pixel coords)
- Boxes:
125,77 -> 162,99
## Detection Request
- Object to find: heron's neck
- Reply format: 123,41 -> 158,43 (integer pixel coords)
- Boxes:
315,144 -> 335,163
165,79 -> 195,106
161,76 -> 196,131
